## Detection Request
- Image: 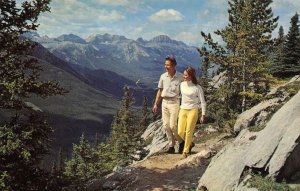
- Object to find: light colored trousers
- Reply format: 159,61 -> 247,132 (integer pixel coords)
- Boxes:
178,108 -> 198,153
162,99 -> 182,147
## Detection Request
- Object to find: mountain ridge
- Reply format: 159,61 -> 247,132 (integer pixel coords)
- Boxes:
32,32 -> 201,88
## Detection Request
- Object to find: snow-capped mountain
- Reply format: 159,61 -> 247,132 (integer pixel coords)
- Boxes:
34,33 -> 201,88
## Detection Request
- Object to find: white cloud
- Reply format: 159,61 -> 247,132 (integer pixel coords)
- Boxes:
90,0 -> 144,13
203,9 -> 209,16
83,27 -> 117,38
43,0 -> 125,23
36,0 -> 126,38
90,0 -> 129,6
149,9 -> 184,23
173,31 -> 201,45
272,0 -> 300,10
131,27 -> 144,36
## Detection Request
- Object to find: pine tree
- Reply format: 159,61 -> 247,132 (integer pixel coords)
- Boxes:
199,0 -> 278,115
139,96 -> 151,130
0,1 -> 66,190
109,86 -> 142,166
269,26 -> 286,76
281,13 -> 300,77
58,147 -> 64,172
64,134 -> 115,188
64,134 -> 95,189
94,132 -> 100,147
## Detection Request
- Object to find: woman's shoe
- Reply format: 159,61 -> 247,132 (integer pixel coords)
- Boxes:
182,152 -> 188,159
189,142 -> 195,153
165,146 -> 175,154
178,141 -> 185,154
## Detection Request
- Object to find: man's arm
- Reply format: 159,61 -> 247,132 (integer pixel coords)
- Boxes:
152,88 -> 162,113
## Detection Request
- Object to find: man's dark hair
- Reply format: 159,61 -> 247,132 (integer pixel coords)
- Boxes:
166,55 -> 177,66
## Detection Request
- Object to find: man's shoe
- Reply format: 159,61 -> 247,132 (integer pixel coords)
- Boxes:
165,146 -> 175,154
178,141 -> 185,154
189,142 -> 195,153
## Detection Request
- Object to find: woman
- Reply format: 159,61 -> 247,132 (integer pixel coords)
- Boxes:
178,66 -> 206,159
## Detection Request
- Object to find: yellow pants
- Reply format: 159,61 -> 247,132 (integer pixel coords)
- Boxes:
178,108 -> 198,153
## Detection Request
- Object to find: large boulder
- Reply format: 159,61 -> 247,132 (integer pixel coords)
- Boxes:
234,75 -> 300,133
197,129 -> 258,191
198,90 -> 300,190
246,90 -> 300,179
141,119 -> 169,159
233,98 -> 283,132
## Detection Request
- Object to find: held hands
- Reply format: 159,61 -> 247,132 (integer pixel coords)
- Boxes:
200,115 -> 205,124
152,105 -> 158,113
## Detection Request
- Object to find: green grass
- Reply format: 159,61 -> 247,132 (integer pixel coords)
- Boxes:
249,174 -> 291,191
249,125 -> 266,132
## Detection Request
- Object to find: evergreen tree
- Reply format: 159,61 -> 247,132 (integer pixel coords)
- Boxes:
93,142 -> 115,175
199,0 -> 278,116
109,86 -> 143,166
281,13 -> 300,77
0,1 -> 65,190
269,26 -> 286,76
58,147 -> 64,172
139,96 -> 151,130
94,132 -> 100,147
64,134 -> 95,189
64,135 -> 114,189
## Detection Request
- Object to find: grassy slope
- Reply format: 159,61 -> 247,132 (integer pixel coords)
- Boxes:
30,58 -> 120,156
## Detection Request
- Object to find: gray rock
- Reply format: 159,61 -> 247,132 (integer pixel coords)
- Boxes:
210,71 -> 227,89
103,181 -> 119,190
141,120 -> 169,159
197,129 -> 258,191
86,179 -> 104,191
234,98 -> 282,133
175,149 -> 212,169
198,90 -> 300,190
270,119 -> 300,179
234,76 -> 300,133
204,125 -> 219,134
246,90 -> 300,178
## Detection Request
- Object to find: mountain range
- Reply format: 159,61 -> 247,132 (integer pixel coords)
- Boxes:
31,32 -> 201,89
25,32 -> 202,156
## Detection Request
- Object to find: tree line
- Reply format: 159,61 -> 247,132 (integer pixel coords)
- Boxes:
198,0 -> 300,131
269,13 -> 300,77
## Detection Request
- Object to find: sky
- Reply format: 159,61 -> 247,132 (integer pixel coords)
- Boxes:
28,0 -> 300,46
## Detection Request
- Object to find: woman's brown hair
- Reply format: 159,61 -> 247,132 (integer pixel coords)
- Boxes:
185,66 -> 197,85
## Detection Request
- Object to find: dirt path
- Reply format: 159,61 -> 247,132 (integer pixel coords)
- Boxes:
121,134 -> 229,191
128,148 -> 207,190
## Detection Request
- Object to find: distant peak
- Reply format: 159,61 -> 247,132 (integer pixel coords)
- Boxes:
22,31 -> 40,39
57,34 -> 86,44
149,35 -> 186,46
86,33 -> 128,43
136,37 -> 146,43
150,35 -> 172,43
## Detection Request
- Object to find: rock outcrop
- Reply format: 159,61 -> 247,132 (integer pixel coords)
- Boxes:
234,75 -> 300,133
141,119 -> 169,159
233,98 -> 283,132
198,90 -> 300,190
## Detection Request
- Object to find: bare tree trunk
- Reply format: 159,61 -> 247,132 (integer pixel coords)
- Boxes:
242,50 -> 246,112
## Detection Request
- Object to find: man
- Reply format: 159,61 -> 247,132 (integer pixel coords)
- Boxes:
153,56 -> 183,154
